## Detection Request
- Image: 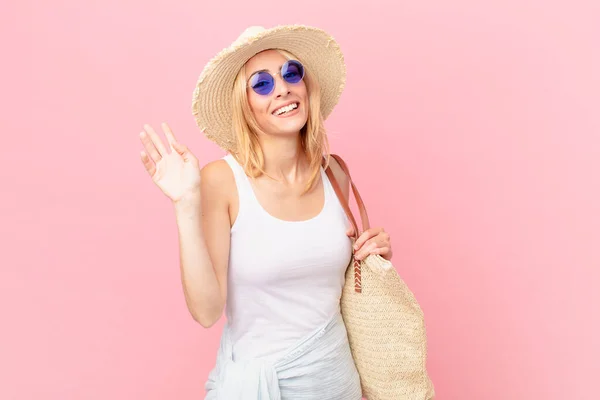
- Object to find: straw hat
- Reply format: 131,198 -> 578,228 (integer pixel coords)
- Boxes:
191,24 -> 346,152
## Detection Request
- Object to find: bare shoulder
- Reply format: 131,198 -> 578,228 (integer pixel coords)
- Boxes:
200,159 -> 235,204
201,159 -> 233,182
327,154 -> 350,202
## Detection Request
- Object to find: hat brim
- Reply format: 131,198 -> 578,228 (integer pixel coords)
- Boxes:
191,25 -> 346,152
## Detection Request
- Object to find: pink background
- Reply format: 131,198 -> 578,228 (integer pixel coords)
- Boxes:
3,0 -> 599,399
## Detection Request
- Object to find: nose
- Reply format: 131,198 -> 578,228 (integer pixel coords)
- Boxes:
273,74 -> 290,98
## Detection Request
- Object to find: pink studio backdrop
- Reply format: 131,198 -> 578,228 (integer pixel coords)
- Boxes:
2,0 -> 599,399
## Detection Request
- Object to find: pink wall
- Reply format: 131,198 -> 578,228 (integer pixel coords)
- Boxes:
3,0 -> 599,399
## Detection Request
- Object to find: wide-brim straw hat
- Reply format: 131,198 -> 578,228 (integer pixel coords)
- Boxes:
191,24 -> 346,152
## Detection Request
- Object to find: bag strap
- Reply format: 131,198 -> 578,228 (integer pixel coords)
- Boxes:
323,154 -> 370,293
324,154 -> 371,238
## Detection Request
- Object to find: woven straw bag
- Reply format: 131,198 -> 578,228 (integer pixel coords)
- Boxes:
325,154 -> 435,400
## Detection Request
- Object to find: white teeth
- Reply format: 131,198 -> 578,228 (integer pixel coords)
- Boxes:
274,103 -> 298,115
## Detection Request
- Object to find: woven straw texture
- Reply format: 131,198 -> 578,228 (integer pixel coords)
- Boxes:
325,154 -> 435,399
341,254 -> 436,399
191,25 -> 346,152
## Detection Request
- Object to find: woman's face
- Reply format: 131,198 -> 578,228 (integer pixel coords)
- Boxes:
244,50 -> 309,138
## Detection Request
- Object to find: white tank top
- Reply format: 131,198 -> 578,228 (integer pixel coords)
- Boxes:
222,154 -> 353,362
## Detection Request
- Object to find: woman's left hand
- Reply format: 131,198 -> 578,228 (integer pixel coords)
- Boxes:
346,227 -> 393,261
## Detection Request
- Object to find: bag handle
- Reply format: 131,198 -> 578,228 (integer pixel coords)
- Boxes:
323,154 -> 370,293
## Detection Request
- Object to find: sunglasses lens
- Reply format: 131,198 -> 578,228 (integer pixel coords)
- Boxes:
249,71 -> 274,95
249,61 -> 305,95
282,60 -> 304,84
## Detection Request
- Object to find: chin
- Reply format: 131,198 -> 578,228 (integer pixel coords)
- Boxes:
270,114 -> 307,134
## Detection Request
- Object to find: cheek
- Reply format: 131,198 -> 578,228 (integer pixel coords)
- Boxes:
299,80 -> 308,96
299,86 -> 309,106
248,92 -> 271,118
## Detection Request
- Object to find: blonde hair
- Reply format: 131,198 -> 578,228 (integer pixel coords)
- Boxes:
230,49 -> 330,193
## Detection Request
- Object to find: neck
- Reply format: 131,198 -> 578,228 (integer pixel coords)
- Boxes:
258,132 -> 308,183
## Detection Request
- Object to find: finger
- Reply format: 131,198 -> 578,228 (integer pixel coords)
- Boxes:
140,150 -> 157,177
355,241 -> 377,261
353,228 -> 381,251
161,122 -> 177,152
172,140 -> 185,155
369,246 -> 390,257
139,130 -> 162,163
362,235 -> 388,251
143,124 -> 168,156
346,225 -> 355,237
173,141 -> 195,162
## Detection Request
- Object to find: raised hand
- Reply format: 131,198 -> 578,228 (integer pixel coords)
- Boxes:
139,123 -> 201,203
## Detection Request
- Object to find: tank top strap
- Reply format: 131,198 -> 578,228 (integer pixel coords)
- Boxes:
224,154 -> 342,225
225,154 -> 333,199
319,165 -> 335,202
320,162 -> 350,224
222,154 -> 257,211
223,154 -> 245,181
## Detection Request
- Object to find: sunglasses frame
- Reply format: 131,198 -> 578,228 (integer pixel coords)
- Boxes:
246,59 -> 305,96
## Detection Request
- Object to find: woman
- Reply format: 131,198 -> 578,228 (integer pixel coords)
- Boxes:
138,25 -> 393,399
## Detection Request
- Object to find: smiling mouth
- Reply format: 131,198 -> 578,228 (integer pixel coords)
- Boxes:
272,102 -> 299,116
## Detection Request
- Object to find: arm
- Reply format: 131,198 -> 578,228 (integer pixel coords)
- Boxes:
173,160 -> 232,328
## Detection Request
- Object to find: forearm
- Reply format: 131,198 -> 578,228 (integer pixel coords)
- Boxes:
173,196 -> 224,327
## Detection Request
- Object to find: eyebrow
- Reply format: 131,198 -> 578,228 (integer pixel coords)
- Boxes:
249,63 -> 285,76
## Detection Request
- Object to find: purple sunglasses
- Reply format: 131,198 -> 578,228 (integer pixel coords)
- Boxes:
247,60 -> 305,95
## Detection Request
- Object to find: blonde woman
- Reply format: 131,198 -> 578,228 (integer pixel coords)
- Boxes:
139,25 -> 393,399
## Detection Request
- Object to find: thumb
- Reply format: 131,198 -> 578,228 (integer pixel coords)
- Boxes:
346,225 -> 356,237
172,140 -> 189,159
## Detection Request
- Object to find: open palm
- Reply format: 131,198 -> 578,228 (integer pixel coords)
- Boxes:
139,123 -> 201,202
